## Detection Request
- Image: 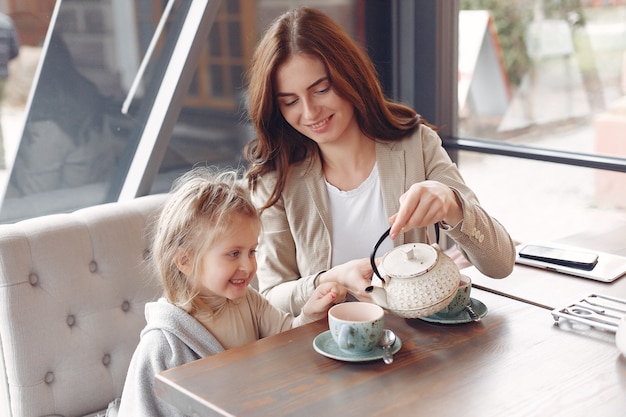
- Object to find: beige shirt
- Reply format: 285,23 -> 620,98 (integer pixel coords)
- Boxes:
251,125 -> 516,315
194,287 -> 311,349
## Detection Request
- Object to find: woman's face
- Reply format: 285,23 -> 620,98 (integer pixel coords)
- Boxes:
195,214 -> 260,301
274,53 -> 359,146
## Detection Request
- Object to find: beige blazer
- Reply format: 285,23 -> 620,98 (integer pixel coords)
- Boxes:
251,125 -> 515,315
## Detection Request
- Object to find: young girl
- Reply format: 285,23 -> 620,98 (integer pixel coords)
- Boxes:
118,167 -> 345,417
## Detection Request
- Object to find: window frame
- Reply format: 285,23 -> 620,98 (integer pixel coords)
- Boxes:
118,0 -> 223,200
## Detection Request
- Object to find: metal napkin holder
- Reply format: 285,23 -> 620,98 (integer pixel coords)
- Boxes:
551,293 -> 626,333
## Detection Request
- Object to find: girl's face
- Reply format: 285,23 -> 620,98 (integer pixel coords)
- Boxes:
274,53 -> 359,146
195,214 -> 260,301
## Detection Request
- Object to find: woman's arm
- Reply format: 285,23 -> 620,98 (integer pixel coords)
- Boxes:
399,126 -> 516,278
251,175 -> 320,315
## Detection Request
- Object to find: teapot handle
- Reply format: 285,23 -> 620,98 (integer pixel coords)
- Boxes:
368,223 -> 441,284
369,227 -> 391,283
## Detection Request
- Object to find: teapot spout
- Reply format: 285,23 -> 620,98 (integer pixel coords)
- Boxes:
365,285 -> 389,310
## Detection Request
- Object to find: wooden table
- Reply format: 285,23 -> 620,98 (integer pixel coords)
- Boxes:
154,289 -> 626,417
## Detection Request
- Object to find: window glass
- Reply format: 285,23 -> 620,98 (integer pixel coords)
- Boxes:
459,1 -> 626,242
459,1 -> 626,143
0,0 -> 199,222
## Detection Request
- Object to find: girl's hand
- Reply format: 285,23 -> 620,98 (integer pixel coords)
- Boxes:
302,282 -> 347,321
388,180 -> 463,241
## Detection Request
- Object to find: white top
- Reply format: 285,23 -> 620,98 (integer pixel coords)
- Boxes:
326,163 -> 394,267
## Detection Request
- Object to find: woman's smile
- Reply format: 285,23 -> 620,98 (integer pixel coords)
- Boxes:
307,115 -> 333,132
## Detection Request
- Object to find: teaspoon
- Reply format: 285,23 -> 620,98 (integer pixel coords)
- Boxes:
379,329 -> 396,364
465,302 -> 481,322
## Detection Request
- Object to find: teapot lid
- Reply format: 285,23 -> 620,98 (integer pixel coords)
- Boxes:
381,243 -> 438,278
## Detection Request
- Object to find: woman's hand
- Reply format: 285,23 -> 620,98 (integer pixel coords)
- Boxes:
388,180 -> 463,241
302,282 -> 347,321
316,258 -> 375,302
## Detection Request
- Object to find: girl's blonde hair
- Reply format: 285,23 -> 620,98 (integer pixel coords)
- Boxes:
151,167 -> 259,313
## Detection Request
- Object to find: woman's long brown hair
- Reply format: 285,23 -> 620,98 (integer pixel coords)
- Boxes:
244,7 -> 424,210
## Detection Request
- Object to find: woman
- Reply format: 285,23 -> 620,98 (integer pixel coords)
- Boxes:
244,7 -> 515,315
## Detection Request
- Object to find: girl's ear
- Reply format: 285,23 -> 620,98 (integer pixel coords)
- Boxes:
174,249 -> 193,276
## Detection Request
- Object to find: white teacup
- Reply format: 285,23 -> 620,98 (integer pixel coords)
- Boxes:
328,302 -> 384,354
436,275 -> 472,318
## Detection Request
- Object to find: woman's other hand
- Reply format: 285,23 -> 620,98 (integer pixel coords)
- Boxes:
316,258 -> 375,302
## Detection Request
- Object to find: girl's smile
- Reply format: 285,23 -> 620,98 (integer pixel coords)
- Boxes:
307,115 -> 333,132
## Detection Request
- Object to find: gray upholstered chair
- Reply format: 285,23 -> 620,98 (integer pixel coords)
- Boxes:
0,194 -> 166,417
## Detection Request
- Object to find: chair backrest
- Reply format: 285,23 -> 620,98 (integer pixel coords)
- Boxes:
0,194 -> 167,417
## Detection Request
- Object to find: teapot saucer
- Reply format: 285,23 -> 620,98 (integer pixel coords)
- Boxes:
419,297 -> 488,324
313,330 -> 402,362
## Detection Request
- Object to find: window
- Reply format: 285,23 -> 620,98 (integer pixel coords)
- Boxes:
453,1 -> 626,242
0,0 -> 221,221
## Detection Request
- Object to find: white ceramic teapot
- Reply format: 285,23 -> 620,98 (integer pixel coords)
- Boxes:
365,226 -> 461,318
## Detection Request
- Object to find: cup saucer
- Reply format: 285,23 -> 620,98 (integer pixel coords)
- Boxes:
313,330 -> 402,362
419,297 -> 488,324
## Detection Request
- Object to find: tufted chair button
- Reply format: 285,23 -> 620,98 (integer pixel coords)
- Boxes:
121,300 -> 131,312
143,249 -> 150,260
44,372 -> 54,384
89,261 -> 98,273
102,354 -> 111,366
66,315 -> 76,327
28,273 -> 39,286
